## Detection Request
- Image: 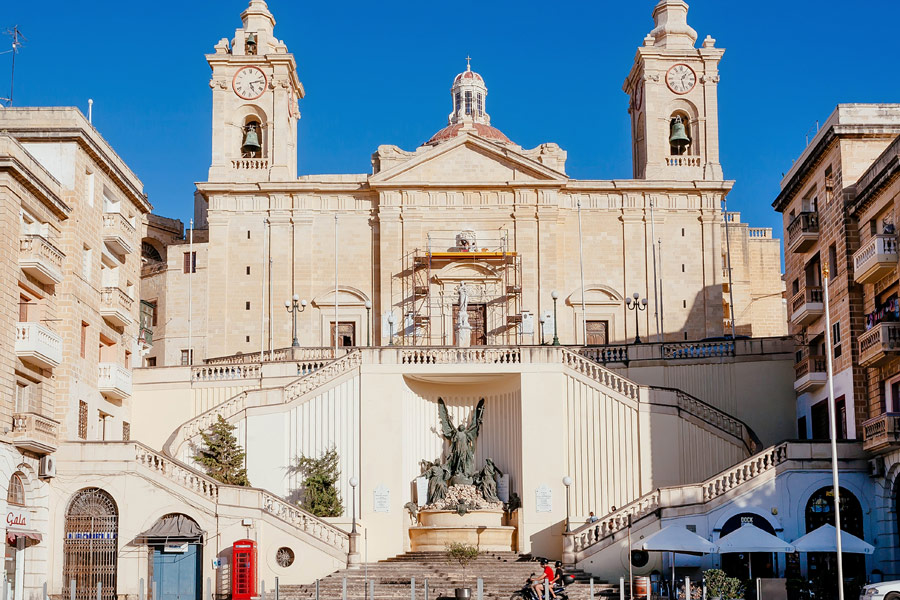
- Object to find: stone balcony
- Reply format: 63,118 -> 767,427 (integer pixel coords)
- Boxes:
100,287 -> 133,328
665,155 -> 701,167
794,354 -> 827,393
102,212 -> 135,255
98,362 -> 132,400
787,212 -> 819,254
231,158 -> 269,170
790,286 -> 824,326
18,234 -> 64,285
11,412 -> 59,454
858,322 -> 900,368
863,413 -> 900,454
15,322 -> 62,369
853,234 -> 898,284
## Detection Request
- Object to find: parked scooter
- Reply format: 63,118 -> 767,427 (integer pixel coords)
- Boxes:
509,573 -> 569,600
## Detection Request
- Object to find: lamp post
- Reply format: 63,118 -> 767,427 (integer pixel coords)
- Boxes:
551,290 -> 560,346
562,476 -> 573,533
539,316 -> 546,345
349,476 -> 359,534
284,294 -> 307,348
387,312 -> 395,346
625,292 -> 648,344
364,301 -> 372,346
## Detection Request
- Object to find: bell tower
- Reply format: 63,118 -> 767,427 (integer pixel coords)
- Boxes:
624,0 -> 724,181
206,0 -> 304,182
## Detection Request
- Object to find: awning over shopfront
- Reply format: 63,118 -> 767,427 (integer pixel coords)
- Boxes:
137,514 -> 204,543
7,529 -> 42,544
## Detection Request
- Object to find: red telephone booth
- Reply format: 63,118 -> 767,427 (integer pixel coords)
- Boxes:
231,539 -> 257,600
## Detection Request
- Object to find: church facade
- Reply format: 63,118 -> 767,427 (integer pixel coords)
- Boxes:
142,0 -> 786,368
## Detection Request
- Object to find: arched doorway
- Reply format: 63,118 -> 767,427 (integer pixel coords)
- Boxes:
805,486 -> 865,600
63,488 -> 118,600
141,514 -> 203,600
719,513 -> 777,580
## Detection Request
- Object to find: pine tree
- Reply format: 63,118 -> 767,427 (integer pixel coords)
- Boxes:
289,446 -> 343,517
192,415 -> 250,486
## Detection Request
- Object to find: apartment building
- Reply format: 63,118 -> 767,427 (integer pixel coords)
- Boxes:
773,105 -> 900,441
0,107 -> 149,599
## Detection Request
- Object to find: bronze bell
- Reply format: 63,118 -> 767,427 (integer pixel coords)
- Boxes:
241,125 -> 261,156
669,116 -> 691,147
246,33 -> 258,55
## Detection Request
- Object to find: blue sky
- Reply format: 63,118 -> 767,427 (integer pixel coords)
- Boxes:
3,1 -> 898,235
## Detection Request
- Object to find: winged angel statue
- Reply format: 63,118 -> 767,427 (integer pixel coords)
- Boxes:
438,398 -> 485,485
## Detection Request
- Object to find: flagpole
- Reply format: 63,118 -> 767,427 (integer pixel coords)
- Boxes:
334,213 -> 339,358
188,219 -> 193,365
822,260 -> 845,600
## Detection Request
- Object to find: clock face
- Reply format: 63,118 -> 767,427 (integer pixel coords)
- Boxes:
233,66 -> 267,100
666,64 -> 696,95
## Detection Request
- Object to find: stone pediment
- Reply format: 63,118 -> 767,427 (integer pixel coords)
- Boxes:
369,134 -> 567,186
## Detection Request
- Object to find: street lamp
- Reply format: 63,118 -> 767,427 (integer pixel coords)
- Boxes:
364,301 -> 372,346
539,315 -> 546,345
349,476 -> 359,534
625,292 -> 648,344
386,312 -> 395,346
284,294 -> 307,348
562,476 -> 573,532
551,290 -> 560,346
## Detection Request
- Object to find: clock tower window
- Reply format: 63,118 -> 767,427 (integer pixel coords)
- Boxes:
245,32 -> 258,55
668,112 -> 693,157
241,118 -> 263,158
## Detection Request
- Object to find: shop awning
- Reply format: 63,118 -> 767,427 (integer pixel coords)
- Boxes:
137,514 -> 204,543
7,529 -> 42,544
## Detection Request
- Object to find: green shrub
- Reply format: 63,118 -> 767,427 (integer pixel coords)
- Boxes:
704,569 -> 745,600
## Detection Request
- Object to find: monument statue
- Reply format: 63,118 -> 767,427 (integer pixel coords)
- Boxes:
457,283 -> 470,329
438,398 -> 485,485
476,458 -> 503,504
422,459 -> 450,504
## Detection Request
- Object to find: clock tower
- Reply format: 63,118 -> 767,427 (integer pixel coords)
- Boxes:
624,0 -> 724,181
207,0 -> 304,183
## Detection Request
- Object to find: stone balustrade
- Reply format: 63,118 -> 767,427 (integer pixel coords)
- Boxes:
192,363 -> 261,382
662,340 -> 734,359
102,212 -> 136,255
18,234 -> 64,285
100,287 -> 134,327
98,362 -> 132,400
863,413 -> 900,453
562,349 -> 638,400
666,155 -> 701,167
231,158 -> 269,170
400,347 -> 521,365
853,234 -> 898,284
858,322 -> 900,367
11,412 -> 59,454
579,345 -> 629,364
261,492 -> 350,552
15,321 -> 63,369
204,346 -> 343,365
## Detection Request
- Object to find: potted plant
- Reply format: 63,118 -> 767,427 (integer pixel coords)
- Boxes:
446,542 -> 481,599
703,569 -> 745,600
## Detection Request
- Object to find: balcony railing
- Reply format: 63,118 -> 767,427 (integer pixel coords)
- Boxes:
666,155 -> 701,167
98,362 -> 132,400
11,412 -> 59,454
858,322 -> 900,368
19,234 -> 64,285
100,287 -> 133,328
231,158 -> 269,170
790,286 -> 824,326
15,322 -> 62,369
787,212 -> 819,253
863,413 -> 900,454
853,234 -> 898,284
794,354 -> 827,393
102,212 -> 136,255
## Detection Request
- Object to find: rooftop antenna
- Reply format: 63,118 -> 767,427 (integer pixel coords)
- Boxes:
0,26 -> 26,107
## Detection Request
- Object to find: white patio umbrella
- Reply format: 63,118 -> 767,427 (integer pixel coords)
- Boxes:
714,523 -> 795,580
792,524 -> 874,555
634,525 -> 715,592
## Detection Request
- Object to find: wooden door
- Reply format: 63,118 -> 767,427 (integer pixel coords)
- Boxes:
330,322 -> 356,347
452,304 -> 487,346
585,320 -> 609,346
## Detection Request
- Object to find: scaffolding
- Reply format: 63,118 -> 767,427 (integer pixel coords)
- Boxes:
397,231 -> 523,346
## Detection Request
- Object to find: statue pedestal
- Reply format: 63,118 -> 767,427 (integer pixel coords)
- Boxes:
457,325 -> 472,347
409,509 -> 515,552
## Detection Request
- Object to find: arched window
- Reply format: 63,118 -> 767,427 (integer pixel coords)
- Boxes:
7,474 -> 24,506
669,112 -> 692,156
241,119 -> 263,159
63,488 -> 118,600
805,486 -> 865,599
141,241 -> 162,263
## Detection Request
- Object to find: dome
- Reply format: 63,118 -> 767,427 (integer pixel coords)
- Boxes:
425,123 -> 512,146
423,58 -> 514,147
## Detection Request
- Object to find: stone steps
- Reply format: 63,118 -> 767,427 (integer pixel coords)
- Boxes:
279,552 -> 616,600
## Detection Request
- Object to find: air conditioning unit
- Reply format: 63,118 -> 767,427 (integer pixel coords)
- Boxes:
868,457 -> 885,478
39,455 -> 56,479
